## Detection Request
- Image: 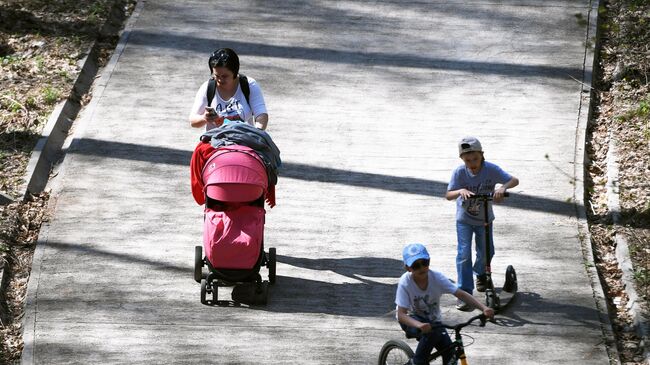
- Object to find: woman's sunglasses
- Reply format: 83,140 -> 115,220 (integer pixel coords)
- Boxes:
410,259 -> 430,270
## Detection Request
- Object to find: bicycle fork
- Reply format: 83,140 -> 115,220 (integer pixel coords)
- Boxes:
450,333 -> 469,365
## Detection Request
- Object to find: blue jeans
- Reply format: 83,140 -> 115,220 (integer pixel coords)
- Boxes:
401,315 -> 452,365
456,222 -> 494,294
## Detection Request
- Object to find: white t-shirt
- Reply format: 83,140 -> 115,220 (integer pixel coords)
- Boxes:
189,76 -> 267,131
395,270 -> 458,322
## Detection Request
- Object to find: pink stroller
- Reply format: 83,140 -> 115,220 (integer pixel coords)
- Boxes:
193,145 -> 276,305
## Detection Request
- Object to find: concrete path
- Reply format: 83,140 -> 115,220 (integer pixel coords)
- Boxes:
22,0 -> 612,363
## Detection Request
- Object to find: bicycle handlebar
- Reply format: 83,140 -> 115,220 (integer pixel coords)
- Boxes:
443,314 -> 487,331
417,314 -> 488,335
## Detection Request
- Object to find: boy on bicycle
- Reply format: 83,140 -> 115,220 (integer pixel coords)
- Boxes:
396,243 -> 494,365
446,136 -> 519,311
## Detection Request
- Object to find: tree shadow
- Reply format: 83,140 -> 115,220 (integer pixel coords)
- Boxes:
0,130 -> 40,153
68,137 -> 581,219
128,30 -> 582,80
0,4 -> 98,38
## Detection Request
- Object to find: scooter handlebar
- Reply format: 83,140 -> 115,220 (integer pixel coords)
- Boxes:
469,192 -> 510,200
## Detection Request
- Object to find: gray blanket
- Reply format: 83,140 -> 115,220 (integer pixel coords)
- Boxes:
200,123 -> 281,185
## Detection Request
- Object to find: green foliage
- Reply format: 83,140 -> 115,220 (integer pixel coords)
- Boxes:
633,268 -> 650,287
615,95 -> 650,130
9,101 -> 22,113
88,1 -> 109,23
2,92 -> 23,113
574,13 -> 588,27
1,55 -> 20,66
34,55 -> 45,71
25,96 -> 37,109
42,86 -> 61,105
58,70 -> 72,81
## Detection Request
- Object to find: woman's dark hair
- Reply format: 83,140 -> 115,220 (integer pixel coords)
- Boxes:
208,48 -> 239,76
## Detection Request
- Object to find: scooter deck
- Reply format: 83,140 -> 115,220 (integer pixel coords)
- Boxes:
495,287 -> 517,312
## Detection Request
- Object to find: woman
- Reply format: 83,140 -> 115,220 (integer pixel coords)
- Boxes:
189,48 -> 268,130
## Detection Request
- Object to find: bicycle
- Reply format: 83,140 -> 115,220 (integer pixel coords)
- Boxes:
377,314 -> 488,365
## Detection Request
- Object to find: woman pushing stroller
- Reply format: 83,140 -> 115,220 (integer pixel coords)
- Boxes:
189,47 -> 269,131
188,48 -> 280,304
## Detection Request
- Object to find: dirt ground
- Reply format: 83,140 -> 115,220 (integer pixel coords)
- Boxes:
585,0 -> 650,363
0,0 -> 135,362
0,0 -> 648,364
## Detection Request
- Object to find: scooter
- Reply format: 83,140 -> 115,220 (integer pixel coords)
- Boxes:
471,192 -> 518,311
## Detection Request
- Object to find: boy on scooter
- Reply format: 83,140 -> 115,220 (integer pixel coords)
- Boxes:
396,243 -> 494,365
445,136 -> 519,311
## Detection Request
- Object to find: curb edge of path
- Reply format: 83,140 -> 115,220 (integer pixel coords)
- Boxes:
18,2 -> 146,364
577,0 -> 622,363
17,1 -> 133,200
607,135 -> 650,364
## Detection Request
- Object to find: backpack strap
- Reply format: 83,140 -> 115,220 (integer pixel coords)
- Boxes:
239,74 -> 250,106
205,74 -> 250,107
206,78 -> 216,107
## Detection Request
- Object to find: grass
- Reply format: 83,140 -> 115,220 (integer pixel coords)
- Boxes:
42,86 -> 60,105
0,55 -> 20,66
632,269 -> 650,287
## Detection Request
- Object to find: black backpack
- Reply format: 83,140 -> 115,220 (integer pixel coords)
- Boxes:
206,74 -> 250,107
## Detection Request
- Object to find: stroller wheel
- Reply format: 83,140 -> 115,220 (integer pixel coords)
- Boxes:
254,281 -> 269,305
200,279 -> 208,305
194,246 -> 203,283
212,283 -> 218,303
268,247 -> 276,285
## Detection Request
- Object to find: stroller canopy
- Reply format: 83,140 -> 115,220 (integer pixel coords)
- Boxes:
202,145 -> 268,203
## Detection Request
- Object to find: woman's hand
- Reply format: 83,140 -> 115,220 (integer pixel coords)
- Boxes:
203,110 -> 224,127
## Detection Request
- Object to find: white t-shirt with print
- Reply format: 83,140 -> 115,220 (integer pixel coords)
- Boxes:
395,270 -> 458,322
189,76 -> 267,131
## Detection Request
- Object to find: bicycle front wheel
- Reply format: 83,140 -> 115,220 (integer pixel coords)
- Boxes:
378,340 -> 414,365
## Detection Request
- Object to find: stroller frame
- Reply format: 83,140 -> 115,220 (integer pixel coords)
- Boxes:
194,244 -> 276,305
194,146 -> 277,305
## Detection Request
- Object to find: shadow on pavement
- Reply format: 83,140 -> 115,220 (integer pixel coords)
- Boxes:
36,242 -> 607,323
70,138 -> 581,218
492,291 -> 603,330
127,30 -> 582,79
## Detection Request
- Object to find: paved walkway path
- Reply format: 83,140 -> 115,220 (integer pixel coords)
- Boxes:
22,0 -> 612,363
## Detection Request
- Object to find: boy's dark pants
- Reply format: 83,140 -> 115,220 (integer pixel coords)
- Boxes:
401,315 -> 453,365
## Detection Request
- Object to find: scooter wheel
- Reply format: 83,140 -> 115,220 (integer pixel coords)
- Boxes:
486,290 -> 500,310
503,265 -> 518,293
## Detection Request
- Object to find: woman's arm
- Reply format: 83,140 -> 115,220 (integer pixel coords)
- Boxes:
254,113 -> 269,130
189,82 -> 221,129
247,78 -> 268,130
190,110 -> 223,129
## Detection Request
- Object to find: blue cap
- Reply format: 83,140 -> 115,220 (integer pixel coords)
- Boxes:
402,243 -> 430,267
